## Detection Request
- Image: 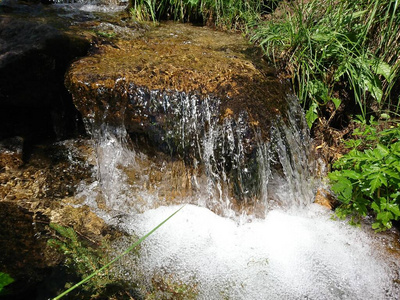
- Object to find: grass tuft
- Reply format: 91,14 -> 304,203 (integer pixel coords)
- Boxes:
251,0 -> 400,128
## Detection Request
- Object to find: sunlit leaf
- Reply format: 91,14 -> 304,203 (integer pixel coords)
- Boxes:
370,60 -> 393,82
331,97 -> 341,110
0,272 -> 14,293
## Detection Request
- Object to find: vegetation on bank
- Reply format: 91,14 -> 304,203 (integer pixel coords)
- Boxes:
252,0 -> 400,128
253,0 -> 400,231
252,0 -> 400,230
129,0 -> 272,29
128,0 -> 400,230
329,121 -> 400,231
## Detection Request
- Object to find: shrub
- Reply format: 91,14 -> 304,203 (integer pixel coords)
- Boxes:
328,120 -> 400,231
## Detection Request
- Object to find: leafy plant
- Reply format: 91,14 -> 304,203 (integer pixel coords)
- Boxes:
328,122 -> 400,231
52,205 -> 185,299
0,272 -> 14,295
48,223 -> 114,298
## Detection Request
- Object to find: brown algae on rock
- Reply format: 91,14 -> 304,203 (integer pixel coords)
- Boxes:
66,22 -> 289,136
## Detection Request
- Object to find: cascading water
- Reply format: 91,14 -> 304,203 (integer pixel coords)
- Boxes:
74,90 -> 399,299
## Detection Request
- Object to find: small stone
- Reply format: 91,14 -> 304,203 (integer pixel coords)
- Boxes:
314,188 -> 336,209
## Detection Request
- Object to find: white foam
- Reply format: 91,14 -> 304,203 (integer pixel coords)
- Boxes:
116,204 -> 399,299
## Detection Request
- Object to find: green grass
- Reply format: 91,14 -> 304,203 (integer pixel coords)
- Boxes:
129,0 -> 277,30
251,0 -> 400,128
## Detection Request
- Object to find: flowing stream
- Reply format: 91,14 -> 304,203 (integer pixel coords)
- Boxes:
55,2 -> 399,299
72,93 -> 400,299
3,0 -> 399,298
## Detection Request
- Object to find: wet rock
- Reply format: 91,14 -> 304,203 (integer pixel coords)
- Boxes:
314,188 -> 337,209
0,15 -> 89,141
0,136 -> 24,170
66,23 -> 288,137
0,139 -> 122,298
66,22 -> 290,201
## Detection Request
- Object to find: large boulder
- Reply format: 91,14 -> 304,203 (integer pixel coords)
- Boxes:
66,23 -> 291,201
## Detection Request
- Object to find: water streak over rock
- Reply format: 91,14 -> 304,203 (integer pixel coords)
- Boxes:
66,22 -> 313,211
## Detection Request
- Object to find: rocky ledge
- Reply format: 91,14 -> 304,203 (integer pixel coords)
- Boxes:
66,22 -> 291,201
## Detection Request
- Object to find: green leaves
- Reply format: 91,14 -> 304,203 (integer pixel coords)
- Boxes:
329,123 -> 400,231
0,272 -> 14,295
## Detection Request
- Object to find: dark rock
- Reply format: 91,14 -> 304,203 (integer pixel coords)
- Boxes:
0,16 -> 90,142
0,136 -> 24,169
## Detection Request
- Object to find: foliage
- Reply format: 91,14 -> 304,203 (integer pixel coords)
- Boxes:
48,223 -> 114,298
251,0 -> 400,128
51,205 -> 185,299
0,272 -> 14,295
129,0 -> 278,30
328,121 -> 400,231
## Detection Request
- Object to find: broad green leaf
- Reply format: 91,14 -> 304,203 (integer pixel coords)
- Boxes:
308,80 -> 329,103
0,272 -> 14,293
382,168 -> 400,180
344,139 -> 361,149
380,113 -> 390,120
363,75 -> 383,103
369,173 -> 386,194
390,191 -> 400,200
387,203 -> 400,217
372,222 -> 381,230
376,211 -> 393,223
332,177 -> 353,202
374,144 -> 389,159
371,201 -> 380,212
331,97 -> 341,110
328,171 -> 340,181
390,142 -> 400,156
371,60 -> 393,82
341,169 -> 361,180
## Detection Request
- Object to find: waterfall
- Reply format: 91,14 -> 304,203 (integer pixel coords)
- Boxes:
73,90 -> 399,299
77,89 -> 318,220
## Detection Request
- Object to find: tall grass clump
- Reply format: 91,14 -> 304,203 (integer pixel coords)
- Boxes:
251,0 -> 400,128
130,0 -> 278,30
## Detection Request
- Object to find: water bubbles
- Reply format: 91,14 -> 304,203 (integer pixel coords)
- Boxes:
119,204 -> 399,300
